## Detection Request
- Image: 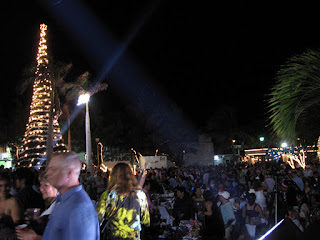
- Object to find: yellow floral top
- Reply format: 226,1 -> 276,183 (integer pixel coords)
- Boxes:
97,189 -> 150,240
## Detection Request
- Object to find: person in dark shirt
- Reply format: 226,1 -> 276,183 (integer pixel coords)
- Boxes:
199,190 -> 225,240
309,171 -> 320,191
0,171 -> 22,224
173,186 -> 194,223
277,180 -> 300,220
14,168 -> 45,214
0,215 -> 18,240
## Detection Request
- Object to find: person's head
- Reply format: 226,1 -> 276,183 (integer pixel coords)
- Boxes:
209,179 -> 215,186
195,187 -> 202,197
288,209 -> 299,220
291,170 -> 297,177
203,190 -> 213,202
176,186 -> 186,199
256,168 -> 261,175
14,168 -> 34,189
150,173 -> 156,180
313,171 -> 319,178
225,180 -> 231,187
218,182 -> 225,189
310,194 -> 320,205
218,191 -> 230,202
39,172 -> 58,201
143,180 -> 151,191
107,163 -> 140,193
253,180 -> 262,191
247,193 -> 256,206
304,178 -> 310,187
45,151 -> 82,193
0,171 -> 11,199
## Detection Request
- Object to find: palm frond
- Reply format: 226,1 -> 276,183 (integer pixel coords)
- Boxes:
267,49 -> 320,141
90,83 -> 108,95
54,63 -> 73,89
16,64 -> 37,95
76,72 -> 89,87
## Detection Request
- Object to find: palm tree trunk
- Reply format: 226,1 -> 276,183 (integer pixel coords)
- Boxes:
46,98 -> 54,166
86,102 -> 92,175
68,118 -> 72,151
65,105 -> 72,151
62,104 -> 72,151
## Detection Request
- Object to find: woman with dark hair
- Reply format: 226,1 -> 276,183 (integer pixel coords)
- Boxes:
241,193 -> 265,239
97,163 -> 150,240
14,168 -> 44,214
192,187 -> 205,220
198,190 -> 225,240
0,171 -> 21,224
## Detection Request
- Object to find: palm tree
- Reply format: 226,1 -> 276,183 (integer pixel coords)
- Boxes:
18,61 -> 107,163
62,71 -> 107,174
268,49 -> 320,143
17,61 -> 72,163
46,62 -> 73,162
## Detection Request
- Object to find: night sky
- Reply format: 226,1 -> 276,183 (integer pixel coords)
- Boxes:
2,0 -> 320,145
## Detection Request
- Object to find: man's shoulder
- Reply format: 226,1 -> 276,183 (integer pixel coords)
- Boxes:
64,192 -> 97,219
69,188 -> 93,204
59,187 -> 93,212
221,201 -> 232,209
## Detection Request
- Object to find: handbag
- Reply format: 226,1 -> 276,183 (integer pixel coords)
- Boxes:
100,191 -> 133,239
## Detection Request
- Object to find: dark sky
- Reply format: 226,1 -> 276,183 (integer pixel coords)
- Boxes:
2,0 -> 320,139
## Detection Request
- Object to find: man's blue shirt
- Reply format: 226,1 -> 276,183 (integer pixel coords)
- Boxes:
42,185 -> 100,240
293,176 -> 305,191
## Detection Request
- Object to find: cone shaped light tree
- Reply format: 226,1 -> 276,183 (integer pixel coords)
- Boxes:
19,24 -> 66,167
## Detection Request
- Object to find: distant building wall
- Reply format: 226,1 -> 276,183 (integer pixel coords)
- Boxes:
139,156 -> 168,169
182,134 -> 214,166
213,154 -> 236,165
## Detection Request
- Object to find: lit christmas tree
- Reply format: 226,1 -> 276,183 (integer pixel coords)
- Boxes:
19,24 -> 66,167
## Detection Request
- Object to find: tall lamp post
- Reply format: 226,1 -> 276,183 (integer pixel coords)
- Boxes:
232,139 -> 236,163
259,136 -> 265,148
77,93 -> 92,175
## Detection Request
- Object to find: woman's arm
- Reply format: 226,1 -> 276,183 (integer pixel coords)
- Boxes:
242,205 -> 247,219
201,201 -> 213,216
96,190 -> 109,221
138,169 -> 148,187
10,197 -> 22,224
256,204 -> 266,219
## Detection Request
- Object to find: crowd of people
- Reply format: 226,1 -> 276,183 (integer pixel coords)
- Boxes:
134,160 -> 320,239
0,152 -> 320,239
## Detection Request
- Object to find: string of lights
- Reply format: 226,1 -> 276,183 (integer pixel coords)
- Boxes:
19,24 -> 66,167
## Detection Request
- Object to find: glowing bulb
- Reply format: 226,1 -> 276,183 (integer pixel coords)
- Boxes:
77,93 -> 90,106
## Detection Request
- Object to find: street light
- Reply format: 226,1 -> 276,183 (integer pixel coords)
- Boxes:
281,142 -> 288,148
77,93 -> 90,106
232,139 -> 236,163
77,93 -> 92,175
259,136 -> 265,148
